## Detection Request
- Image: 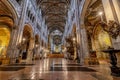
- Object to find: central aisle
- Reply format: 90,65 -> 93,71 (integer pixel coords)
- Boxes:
0,58 -> 120,80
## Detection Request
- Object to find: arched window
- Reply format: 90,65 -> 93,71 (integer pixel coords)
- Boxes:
28,10 -> 30,17
32,17 -> 34,22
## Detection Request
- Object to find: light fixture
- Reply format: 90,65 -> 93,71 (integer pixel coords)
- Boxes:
73,37 -> 76,41
98,11 -> 103,16
35,44 -> 39,47
22,37 -> 26,41
98,11 -> 103,21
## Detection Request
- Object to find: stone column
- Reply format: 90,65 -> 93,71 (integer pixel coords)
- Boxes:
26,37 -> 35,63
6,26 -> 18,63
75,0 -> 90,64
112,0 -> 120,23
51,36 -> 54,53
14,0 -> 29,62
102,0 -> 115,22
74,0 -> 86,64
73,43 -> 77,60
15,0 -> 29,52
6,0 -> 28,61
75,0 -> 81,63
81,27 -> 90,63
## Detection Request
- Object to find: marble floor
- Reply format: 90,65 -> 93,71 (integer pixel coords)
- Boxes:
0,58 -> 120,80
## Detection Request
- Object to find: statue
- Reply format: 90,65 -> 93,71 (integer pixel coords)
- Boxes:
100,20 -> 120,39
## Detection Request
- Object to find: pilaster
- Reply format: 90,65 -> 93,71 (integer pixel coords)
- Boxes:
111,0 -> 120,23
102,0 -> 115,22
16,0 -> 29,44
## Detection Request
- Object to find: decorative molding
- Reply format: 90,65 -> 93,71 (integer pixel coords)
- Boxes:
100,20 -> 120,39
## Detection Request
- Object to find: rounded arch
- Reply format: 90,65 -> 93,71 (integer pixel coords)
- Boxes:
92,23 -> 112,49
92,23 -> 112,59
1,0 -> 18,23
20,24 -> 34,60
0,0 -> 18,27
80,0 -> 91,28
0,0 -> 18,29
0,15 -> 14,30
23,24 -> 34,38
0,1 -> 18,60
82,0 -> 110,62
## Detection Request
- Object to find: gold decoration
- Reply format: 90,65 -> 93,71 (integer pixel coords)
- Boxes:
100,20 -> 120,39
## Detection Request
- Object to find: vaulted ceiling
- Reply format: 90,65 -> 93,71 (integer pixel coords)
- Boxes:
85,0 -> 103,36
36,0 -> 70,33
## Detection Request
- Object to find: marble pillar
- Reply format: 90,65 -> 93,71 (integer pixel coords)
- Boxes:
26,37 -> 34,63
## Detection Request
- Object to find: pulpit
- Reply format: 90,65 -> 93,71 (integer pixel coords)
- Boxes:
102,48 -> 120,76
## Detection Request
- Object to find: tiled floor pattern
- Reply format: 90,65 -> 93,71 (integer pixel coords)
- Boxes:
0,58 -> 120,80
